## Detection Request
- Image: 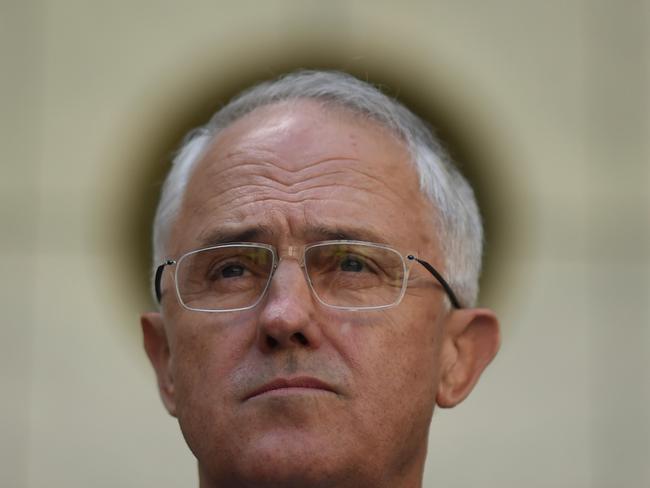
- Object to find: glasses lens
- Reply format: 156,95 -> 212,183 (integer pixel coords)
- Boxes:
305,242 -> 406,308
176,245 -> 274,311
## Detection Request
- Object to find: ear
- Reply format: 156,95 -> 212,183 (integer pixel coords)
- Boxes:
436,308 -> 500,408
141,312 -> 177,417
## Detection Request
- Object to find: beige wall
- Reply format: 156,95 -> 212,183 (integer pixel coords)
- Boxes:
1,1 -> 648,487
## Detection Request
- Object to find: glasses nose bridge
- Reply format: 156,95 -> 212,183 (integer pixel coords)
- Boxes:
267,244 -> 313,296
275,244 -> 307,268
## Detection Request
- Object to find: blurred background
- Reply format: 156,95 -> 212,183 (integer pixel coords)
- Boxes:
1,1 -> 648,487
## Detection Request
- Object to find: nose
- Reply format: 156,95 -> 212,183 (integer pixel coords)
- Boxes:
255,259 -> 323,353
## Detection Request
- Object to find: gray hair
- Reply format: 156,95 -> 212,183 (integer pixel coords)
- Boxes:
152,70 -> 483,307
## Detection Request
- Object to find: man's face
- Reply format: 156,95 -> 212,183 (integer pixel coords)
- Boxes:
142,101 -> 497,487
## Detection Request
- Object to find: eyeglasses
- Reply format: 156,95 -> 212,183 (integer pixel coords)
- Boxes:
154,240 -> 461,312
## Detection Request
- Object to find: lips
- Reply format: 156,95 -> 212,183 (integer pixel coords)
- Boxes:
244,376 -> 336,401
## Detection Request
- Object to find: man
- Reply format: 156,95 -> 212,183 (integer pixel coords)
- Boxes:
141,70 -> 500,488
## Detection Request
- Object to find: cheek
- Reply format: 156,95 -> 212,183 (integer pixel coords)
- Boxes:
169,313 -> 252,411
374,323 -> 439,402
323,310 -> 441,467
333,308 -> 441,413
169,316 -> 254,464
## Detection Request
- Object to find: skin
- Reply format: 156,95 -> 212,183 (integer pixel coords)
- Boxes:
141,100 -> 500,488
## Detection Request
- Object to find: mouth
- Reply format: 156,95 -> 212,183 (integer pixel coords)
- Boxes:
244,376 -> 337,401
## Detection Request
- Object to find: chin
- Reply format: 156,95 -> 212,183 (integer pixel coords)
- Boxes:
197,430 -> 365,488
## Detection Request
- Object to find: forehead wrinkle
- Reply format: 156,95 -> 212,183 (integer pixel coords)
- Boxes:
203,154 -> 371,192
219,145 -> 362,175
201,148 -> 416,196
183,163 -> 439,253
203,178 -> 411,216
192,157 -> 413,210
177,100 -> 443,261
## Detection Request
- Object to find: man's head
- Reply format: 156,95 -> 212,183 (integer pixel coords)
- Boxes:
141,71 -> 499,488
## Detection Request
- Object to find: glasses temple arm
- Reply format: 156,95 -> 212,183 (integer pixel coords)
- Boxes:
154,260 -> 175,303
407,255 -> 462,309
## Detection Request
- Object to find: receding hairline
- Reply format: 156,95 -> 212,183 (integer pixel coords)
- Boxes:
200,96 -> 412,160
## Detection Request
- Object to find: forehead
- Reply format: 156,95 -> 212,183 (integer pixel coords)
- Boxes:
171,100 -> 439,255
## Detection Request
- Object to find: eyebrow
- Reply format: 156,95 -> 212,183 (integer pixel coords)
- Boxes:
197,225 -> 276,247
195,223 -> 389,247
304,224 -> 389,244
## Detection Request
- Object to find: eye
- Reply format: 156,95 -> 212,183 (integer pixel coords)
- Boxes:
220,264 -> 245,278
340,257 -> 365,272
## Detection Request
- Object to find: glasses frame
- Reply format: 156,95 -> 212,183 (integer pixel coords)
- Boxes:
154,240 -> 462,312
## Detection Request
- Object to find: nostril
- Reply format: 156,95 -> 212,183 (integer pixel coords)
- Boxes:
262,332 -> 310,350
293,332 -> 309,346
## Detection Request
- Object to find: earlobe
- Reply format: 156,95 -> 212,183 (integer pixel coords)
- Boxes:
436,308 -> 500,408
141,312 -> 177,417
